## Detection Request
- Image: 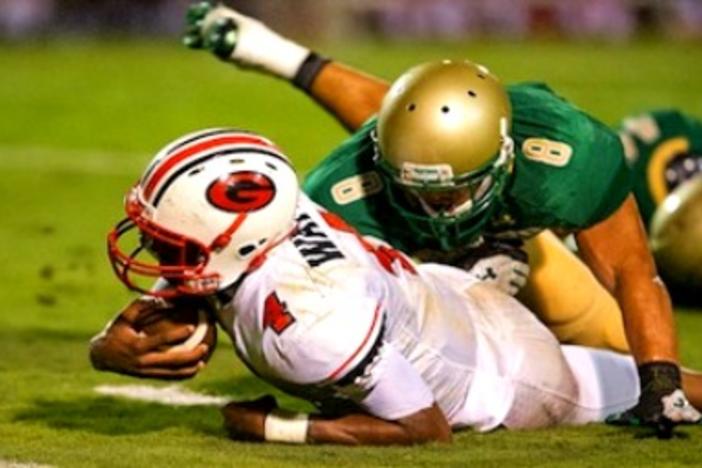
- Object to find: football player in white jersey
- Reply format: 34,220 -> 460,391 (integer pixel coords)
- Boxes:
91,129 -> 702,444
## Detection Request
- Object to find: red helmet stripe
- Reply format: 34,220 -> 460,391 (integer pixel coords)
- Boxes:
143,134 -> 278,200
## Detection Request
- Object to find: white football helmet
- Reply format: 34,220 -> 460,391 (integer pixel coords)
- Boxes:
108,129 -> 299,297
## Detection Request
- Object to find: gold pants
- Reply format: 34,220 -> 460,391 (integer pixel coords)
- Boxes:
517,230 -> 630,353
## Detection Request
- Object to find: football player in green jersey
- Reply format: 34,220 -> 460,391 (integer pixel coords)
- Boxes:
619,109 -> 702,227
619,110 -> 702,298
183,3 -> 699,436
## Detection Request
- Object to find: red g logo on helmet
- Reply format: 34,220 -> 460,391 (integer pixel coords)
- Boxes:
207,171 -> 276,212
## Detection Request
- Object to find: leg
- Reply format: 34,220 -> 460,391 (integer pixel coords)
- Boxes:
560,345 -> 640,424
682,368 -> 702,410
518,230 -> 630,353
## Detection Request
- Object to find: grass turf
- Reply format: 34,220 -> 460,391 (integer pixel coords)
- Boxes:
0,38 -> 701,467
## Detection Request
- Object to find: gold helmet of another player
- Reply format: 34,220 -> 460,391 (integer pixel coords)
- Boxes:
649,176 -> 702,290
374,60 -> 514,250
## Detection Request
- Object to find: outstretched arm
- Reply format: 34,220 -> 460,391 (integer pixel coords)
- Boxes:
184,2 -> 389,132
307,63 -> 389,132
221,396 -> 451,446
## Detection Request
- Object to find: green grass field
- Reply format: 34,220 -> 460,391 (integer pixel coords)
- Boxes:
1,37 -> 701,467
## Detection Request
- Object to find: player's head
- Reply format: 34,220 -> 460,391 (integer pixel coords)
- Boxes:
649,176 -> 702,293
107,129 -> 299,297
374,60 -> 514,249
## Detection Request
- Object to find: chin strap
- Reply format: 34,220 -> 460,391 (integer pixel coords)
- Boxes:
210,213 -> 248,251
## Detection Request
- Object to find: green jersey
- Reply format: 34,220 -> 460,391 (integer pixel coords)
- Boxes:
303,82 -> 631,257
618,109 -> 702,228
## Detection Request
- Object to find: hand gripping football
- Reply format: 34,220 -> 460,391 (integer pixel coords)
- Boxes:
134,298 -> 218,359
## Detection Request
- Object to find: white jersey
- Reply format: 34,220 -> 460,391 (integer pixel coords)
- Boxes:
216,194 -> 639,431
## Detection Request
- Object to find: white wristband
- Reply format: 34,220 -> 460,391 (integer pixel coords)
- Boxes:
264,409 -> 309,444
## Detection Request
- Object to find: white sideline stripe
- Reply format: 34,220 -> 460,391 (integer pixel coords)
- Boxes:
0,145 -> 146,175
0,461 -> 54,468
94,384 -> 230,406
0,145 -> 314,178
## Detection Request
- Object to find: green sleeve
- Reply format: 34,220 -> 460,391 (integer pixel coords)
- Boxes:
302,119 -> 417,253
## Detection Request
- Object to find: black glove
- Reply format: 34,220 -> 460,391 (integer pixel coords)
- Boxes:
606,361 -> 700,439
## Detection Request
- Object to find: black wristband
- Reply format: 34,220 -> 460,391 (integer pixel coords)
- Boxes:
292,52 -> 331,93
637,361 -> 682,393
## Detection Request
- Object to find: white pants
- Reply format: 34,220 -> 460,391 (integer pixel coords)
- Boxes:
419,272 -> 641,431
503,344 -> 640,429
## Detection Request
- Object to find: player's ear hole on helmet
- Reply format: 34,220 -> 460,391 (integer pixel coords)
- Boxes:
237,243 -> 257,258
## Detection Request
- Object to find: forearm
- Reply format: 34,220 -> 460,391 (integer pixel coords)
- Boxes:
308,405 -> 451,445
576,196 -> 679,365
612,264 -> 678,364
224,401 -> 451,446
307,62 -> 390,132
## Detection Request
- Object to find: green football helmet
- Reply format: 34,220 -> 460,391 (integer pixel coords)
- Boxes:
649,176 -> 702,292
374,60 -> 514,251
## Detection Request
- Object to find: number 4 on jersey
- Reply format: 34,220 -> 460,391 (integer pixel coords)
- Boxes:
263,292 -> 295,334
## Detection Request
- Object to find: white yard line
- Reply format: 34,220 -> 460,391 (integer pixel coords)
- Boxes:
0,461 -> 54,468
0,145 -> 313,178
0,145 -> 146,176
94,384 -> 230,406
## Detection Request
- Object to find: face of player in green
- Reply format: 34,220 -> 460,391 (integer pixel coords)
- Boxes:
404,175 -> 495,217
382,171 -> 501,251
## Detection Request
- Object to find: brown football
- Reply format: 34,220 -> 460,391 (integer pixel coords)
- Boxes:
134,298 -> 218,361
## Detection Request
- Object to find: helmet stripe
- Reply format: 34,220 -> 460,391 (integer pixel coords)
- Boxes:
151,146 -> 291,207
141,128 -> 233,184
143,133 -> 280,200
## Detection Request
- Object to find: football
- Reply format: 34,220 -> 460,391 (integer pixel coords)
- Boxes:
134,298 -> 218,360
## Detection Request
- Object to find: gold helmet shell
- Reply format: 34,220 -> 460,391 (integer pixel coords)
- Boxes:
650,176 -> 702,290
376,60 -> 512,186
373,60 -> 514,250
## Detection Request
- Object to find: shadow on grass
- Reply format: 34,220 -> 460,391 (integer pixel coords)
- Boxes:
0,327 -> 94,343
194,376 -> 317,413
10,373 -> 290,438
13,395 -> 225,437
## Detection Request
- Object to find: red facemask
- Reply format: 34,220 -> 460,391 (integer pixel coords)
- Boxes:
106,194 -> 221,298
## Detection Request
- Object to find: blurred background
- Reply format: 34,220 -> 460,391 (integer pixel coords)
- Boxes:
1,1 -> 702,465
2,0 -> 702,40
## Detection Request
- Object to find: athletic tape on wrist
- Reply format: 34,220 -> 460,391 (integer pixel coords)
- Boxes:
264,409 -> 309,443
637,361 -> 682,390
292,52 -> 331,93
